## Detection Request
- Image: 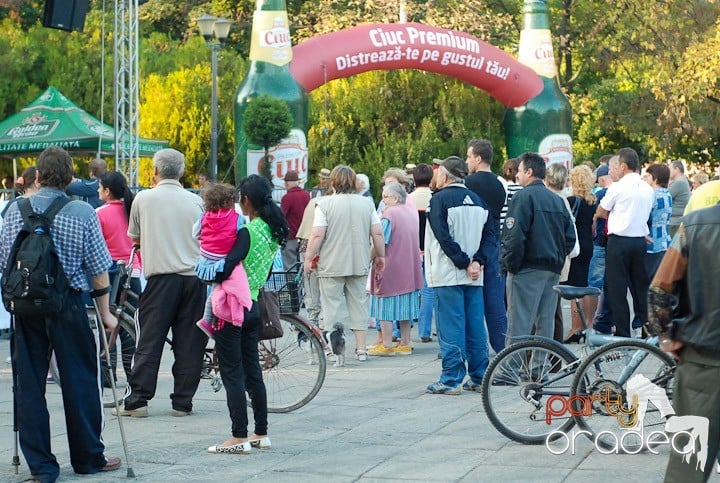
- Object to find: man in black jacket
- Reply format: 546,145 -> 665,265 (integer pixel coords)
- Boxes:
648,203 -> 720,482
500,152 -> 576,344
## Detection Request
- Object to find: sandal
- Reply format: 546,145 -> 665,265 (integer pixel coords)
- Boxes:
355,349 -> 367,362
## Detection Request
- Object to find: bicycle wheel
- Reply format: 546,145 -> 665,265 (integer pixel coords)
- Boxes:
571,339 -> 675,452
116,310 -> 138,380
258,314 -> 326,413
482,338 -> 579,444
52,314 -> 136,388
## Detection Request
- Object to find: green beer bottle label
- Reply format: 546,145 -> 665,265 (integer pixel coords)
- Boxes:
249,10 -> 293,66
518,29 -> 555,78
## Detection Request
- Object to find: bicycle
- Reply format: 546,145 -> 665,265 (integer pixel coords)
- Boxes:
481,285 -> 676,450
259,263 -> 328,413
82,250 -> 329,413
570,339 -> 675,451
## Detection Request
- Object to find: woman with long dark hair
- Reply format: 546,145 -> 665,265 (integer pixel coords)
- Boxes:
96,171 -> 142,389
207,175 -> 288,454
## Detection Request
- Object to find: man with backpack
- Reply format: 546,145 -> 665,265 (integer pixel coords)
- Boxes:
0,146 -> 122,482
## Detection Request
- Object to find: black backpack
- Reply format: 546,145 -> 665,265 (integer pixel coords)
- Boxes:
2,196 -> 70,316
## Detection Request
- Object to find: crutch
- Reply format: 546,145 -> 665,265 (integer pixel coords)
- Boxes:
93,299 -> 136,478
9,314 -> 20,474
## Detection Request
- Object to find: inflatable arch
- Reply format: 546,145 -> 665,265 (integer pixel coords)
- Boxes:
290,23 -> 543,108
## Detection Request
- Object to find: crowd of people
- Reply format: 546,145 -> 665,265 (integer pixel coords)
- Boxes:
0,147 -> 285,481
1,142 -> 718,482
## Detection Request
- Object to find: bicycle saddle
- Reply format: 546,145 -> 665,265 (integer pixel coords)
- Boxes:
552,285 -> 601,300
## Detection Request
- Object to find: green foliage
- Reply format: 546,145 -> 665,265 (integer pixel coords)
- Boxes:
2,0 -> 720,183
242,94 -> 293,182
308,70 -> 504,197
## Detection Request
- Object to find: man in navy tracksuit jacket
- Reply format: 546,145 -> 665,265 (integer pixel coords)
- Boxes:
425,156 -> 493,395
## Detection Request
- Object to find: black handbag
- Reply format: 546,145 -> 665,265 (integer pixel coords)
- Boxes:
257,290 -> 283,340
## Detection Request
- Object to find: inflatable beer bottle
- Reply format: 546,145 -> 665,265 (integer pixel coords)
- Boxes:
234,0 -> 309,187
504,0 -> 573,169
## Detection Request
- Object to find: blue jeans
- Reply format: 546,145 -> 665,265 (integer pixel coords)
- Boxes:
435,285 -> 488,387
593,283 -> 614,334
483,240 -> 507,353
588,244 -> 614,334
588,245 -> 606,290
418,260 -> 434,339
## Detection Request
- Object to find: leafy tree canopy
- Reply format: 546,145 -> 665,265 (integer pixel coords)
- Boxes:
1,0 -> 719,186
242,94 -> 293,182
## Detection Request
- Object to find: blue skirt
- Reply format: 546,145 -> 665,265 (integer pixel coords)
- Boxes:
195,256 -> 226,282
370,290 -> 420,321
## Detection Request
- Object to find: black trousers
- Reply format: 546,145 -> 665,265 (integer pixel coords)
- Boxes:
605,235 -> 649,338
213,303 -> 268,438
13,292 -> 106,482
124,274 -> 206,412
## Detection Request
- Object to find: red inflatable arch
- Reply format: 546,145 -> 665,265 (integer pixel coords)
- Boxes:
290,23 -> 543,108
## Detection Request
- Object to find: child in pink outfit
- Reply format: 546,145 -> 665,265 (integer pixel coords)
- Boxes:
194,183 -> 244,338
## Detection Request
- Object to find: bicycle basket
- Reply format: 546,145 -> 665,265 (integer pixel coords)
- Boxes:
265,262 -> 305,314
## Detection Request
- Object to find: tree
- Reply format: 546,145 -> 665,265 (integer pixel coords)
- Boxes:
242,94 -> 293,182
3,0 -> 720,181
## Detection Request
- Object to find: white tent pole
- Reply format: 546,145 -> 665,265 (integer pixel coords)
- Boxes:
12,157 -> 17,200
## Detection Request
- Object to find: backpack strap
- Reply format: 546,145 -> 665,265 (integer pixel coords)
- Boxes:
17,196 -> 70,229
17,198 -> 35,228
42,196 -> 71,223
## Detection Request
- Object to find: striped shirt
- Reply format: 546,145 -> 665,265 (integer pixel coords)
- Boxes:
500,182 -> 523,226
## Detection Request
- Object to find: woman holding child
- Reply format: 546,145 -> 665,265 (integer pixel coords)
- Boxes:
207,175 -> 288,455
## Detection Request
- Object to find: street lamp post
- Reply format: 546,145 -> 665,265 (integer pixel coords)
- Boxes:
197,14 -> 232,182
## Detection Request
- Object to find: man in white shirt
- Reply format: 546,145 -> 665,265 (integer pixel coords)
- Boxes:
596,148 -> 654,338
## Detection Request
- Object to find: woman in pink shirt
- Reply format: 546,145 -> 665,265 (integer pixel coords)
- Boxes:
96,171 -> 142,389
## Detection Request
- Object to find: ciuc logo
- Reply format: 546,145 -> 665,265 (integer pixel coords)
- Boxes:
545,374 -> 710,473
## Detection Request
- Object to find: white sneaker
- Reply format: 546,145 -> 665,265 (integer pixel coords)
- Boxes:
355,350 -> 367,362
632,328 -> 642,339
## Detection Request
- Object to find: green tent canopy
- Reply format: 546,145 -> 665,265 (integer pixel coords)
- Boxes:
0,86 -> 168,158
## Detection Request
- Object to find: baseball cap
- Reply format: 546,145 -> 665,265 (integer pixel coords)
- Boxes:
284,170 -> 299,182
320,168 -> 331,178
433,156 -> 468,179
595,164 -> 610,182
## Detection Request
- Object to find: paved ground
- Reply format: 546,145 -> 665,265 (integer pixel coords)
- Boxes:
0,305 -> 717,483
